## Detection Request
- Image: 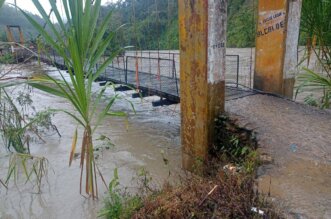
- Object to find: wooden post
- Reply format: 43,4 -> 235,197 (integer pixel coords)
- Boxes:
179,0 -> 227,172
254,0 -> 302,98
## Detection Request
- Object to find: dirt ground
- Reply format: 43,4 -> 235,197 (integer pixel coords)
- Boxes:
226,94 -> 331,218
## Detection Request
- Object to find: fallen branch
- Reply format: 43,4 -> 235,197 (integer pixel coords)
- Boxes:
198,185 -> 219,207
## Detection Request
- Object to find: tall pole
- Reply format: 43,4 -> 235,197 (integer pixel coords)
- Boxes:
179,0 -> 227,172
254,0 -> 302,98
283,0 -> 302,98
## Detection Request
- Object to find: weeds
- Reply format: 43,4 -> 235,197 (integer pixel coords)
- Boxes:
98,169 -> 143,219
4,153 -> 50,193
0,86 -> 58,191
0,53 -> 14,64
0,87 -> 59,153
211,115 -> 259,174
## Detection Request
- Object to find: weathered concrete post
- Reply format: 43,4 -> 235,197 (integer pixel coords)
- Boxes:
254,0 -> 302,98
179,0 -> 227,172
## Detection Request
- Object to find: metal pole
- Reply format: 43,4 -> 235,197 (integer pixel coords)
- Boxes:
236,55 -> 239,88
125,56 -> 128,84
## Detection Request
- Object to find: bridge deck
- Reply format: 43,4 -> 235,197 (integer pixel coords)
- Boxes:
38,54 -> 256,103
98,66 -> 255,102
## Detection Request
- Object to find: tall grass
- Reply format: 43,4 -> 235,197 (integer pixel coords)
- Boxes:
15,0 -> 124,198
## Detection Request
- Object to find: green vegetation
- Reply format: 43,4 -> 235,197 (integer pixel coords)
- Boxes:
296,0 -> 331,109
102,0 -> 256,50
17,0 -> 129,199
227,0 -> 257,48
0,85 -> 58,191
98,169 -> 143,219
0,53 -> 14,64
0,4 -> 45,41
0,88 -> 57,153
0,0 -> 257,49
212,115 -> 259,174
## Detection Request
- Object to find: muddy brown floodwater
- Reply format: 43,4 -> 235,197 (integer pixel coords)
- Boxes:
0,63 -> 182,219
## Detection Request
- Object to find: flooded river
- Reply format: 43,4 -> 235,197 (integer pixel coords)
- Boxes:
0,47 -> 329,219
0,63 -> 182,219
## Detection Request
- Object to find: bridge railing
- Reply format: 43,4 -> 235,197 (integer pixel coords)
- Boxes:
25,49 -> 248,96
98,55 -> 179,100
125,56 -> 179,97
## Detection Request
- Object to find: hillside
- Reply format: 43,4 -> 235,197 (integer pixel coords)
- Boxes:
102,0 -> 256,50
0,0 -> 258,48
0,4 -> 44,41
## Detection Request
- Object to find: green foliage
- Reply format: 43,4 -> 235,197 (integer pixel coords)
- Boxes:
300,0 -> 331,71
103,0 -> 256,49
0,0 -> 5,8
212,115 -> 259,173
242,150 -> 259,174
0,89 -> 26,153
227,3 -> 256,48
17,0 -> 129,198
297,0 -> 331,108
296,68 -> 331,109
98,169 -> 143,219
300,0 -> 331,49
0,4 -> 46,41
0,53 -> 14,64
303,94 -> 319,107
0,88 -> 58,153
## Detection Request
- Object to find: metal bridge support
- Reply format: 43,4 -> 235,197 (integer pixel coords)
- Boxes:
254,0 -> 302,98
179,0 -> 227,172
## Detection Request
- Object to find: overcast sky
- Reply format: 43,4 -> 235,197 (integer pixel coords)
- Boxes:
6,0 -> 118,16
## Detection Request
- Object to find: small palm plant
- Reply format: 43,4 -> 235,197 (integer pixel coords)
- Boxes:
296,0 -> 331,109
296,68 -> 331,109
16,0 -> 124,198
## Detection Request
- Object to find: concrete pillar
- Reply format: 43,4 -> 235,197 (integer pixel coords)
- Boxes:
254,0 -> 302,98
283,0 -> 302,98
179,0 -> 227,172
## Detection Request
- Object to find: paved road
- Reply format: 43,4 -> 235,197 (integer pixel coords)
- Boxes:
226,94 -> 331,219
